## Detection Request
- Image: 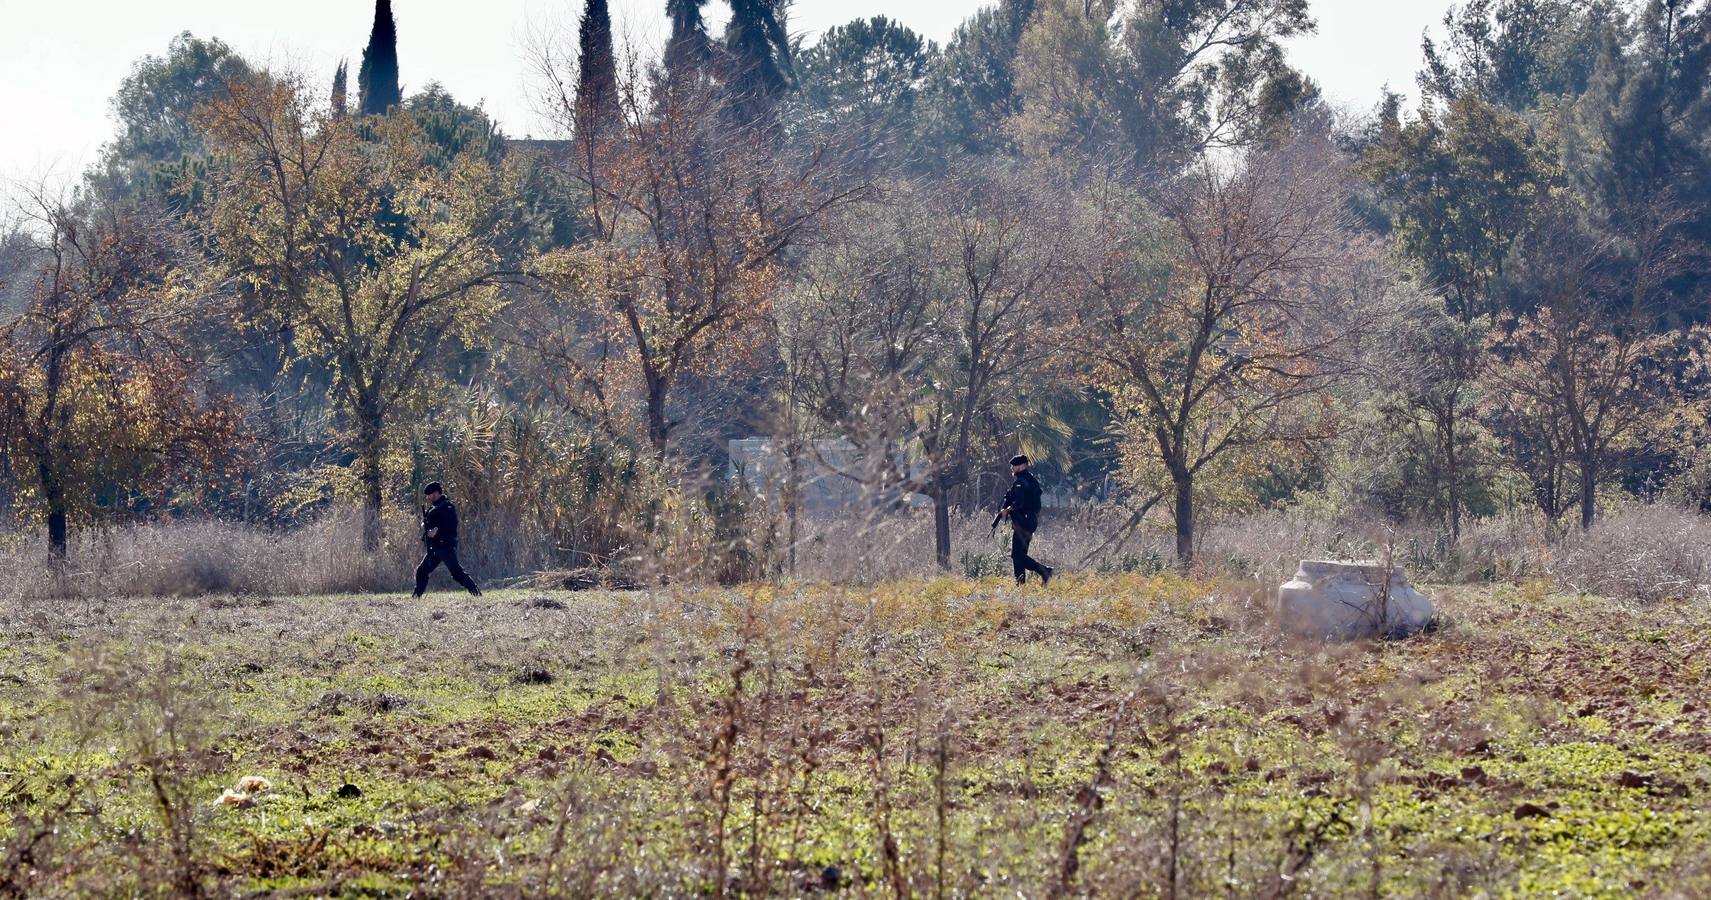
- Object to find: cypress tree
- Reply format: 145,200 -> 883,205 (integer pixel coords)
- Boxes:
357,0 -> 401,116
331,60 -> 349,118
575,0 -> 619,133
664,0 -> 713,82
724,0 -> 794,123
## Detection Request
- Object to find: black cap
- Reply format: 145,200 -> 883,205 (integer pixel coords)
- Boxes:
423,481 -> 443,495
1009,455 -> 1029,467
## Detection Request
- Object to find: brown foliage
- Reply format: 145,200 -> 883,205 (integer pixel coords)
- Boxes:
0,192 -> 242,561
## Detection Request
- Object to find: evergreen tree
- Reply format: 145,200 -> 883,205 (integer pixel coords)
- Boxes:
332,60 -> 349,118
664,0 -> 713,82
358,0 -> 401,116
917,0 -> 1036,158
724,0 -> 795,123
89,32 -> 257,200
1419,0 -> 1619,110
794,17 -> 934,166
1362,94 -> 1548,321
575,0 -> 620,133
1562,0 -> 1711,322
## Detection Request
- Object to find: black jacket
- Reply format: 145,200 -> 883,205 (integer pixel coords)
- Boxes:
1004,470 -> 1043,533
422,497 -> 460,550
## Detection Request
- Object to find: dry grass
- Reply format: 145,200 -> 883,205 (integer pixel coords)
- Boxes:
6,502 -> 1711,605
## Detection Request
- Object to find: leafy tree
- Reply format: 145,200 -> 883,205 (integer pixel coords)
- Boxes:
0,195 -> 239,561
793,17 -> 934,168
917,0 -> 1037,158
1011,0 -> 1317,173
1420,0 -> 1619,109
665,0 -> 715,83
1363,93 -> 1549,321
1561,0 -> 1711,323
358,0 -> 402,116
1367,297 -> 1495,536
199,77 -> 511,546
87,32 -> 257,201
404,83 -> 506,169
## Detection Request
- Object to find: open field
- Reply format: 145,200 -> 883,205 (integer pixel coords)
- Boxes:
3,575 -> 1710,897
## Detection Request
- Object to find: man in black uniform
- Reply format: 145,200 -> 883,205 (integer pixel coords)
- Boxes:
413,482 -> 482,598
999,455 -> 1054,586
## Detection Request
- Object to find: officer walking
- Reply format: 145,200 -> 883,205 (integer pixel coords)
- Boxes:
413,482 -> 483,598
999,455 -> 1054,586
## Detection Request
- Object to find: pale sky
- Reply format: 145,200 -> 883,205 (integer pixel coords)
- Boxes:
0,0 -> 1451,188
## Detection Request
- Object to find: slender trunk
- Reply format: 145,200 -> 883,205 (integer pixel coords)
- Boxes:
785,435 -> 800,577
359,411 -> 384,550
1579,457 -> 1596,529
39,458 -> 68,563
646,377 -> 670,456
1444,408 -> 1462,540
933,488 -> 952,570
1172,468 -> 1194,567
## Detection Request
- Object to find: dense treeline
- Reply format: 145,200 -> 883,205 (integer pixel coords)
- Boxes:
5,0 -> 1711,580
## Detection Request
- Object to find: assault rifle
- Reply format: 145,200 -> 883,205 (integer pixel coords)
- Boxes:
990,507 -> 1007,537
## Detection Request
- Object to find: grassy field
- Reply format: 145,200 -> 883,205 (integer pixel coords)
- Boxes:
2,574 -> 1709,897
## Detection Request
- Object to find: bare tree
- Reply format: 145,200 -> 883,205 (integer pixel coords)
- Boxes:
1483,201 -> 1678,529
1069,128 -> 1365,564
522,48 -> 863,456
784,164 -> 1076,568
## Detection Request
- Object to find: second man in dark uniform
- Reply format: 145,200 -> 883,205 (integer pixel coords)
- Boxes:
414,482 -> 483,598
1000,455 -> 1054,586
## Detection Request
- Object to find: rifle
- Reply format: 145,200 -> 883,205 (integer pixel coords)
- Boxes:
990,507 -> 1006,537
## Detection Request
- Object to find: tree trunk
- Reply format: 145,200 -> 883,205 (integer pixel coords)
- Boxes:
1444,408 -> 1462,540
933,490 -> 952,570
1172,469 -> 1194,567
1579,459 -> 1596,529
39,459 -> 68,563
784,435 -> 800,577
646,375 -> 670,455
359,413 -> 384,550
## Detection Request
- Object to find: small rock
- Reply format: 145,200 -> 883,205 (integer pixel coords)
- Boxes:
1618,771 -> 1655,790
234,775 -> 272,794
364,692 -> 410,713
215,789 -> 254,809
820,866 -> 842,890
336,782 -> 363,799
416,752 -> 434,765
537,747 -> 558,762
513,666 -> 555,685
1512,802 -> 1551,820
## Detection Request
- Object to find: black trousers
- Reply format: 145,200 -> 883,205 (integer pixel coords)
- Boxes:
1011,528 -> 1049,582
415,546 -> 480,595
